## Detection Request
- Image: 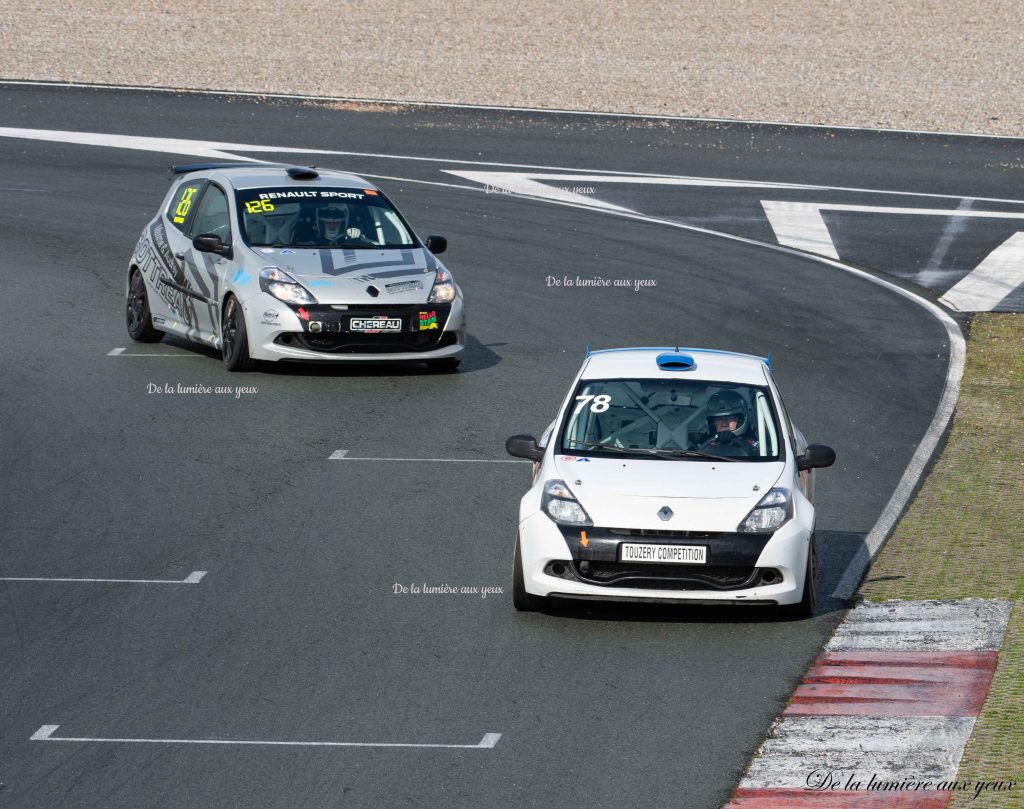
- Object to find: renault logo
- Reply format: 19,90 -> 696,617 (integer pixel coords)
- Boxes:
657,506 -> 674,522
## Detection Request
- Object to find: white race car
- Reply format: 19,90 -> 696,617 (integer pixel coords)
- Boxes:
126,163 -> 464,370
505,348 -> 835,615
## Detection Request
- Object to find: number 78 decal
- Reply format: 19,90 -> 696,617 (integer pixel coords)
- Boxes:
574,394 -> 611,415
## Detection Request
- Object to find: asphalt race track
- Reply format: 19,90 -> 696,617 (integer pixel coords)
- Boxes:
1,84 -> 1018,808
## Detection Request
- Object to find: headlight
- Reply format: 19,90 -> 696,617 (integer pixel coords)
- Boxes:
427,268 -> 456,304
259,267 -> 316,305
541,479 -> 593,526
737,487 -> 792,534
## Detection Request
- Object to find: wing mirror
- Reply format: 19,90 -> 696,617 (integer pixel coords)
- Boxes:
425,235 -> 447,255
193,233 -> 232,258
797,444 -> 836,471
506,435 -> 544,462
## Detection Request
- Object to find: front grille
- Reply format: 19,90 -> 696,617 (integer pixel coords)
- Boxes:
606,528 -> 726,540
571,560 -> 759,591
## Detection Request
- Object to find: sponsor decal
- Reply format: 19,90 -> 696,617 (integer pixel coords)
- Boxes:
387,280 -> 424,295
138,222 -> 197,328
261,309 -> 280,326
559,456 -> 578,462
351,317 -> 401,333
280,249 -> 295,255
577,457 -> 591,462
254,190 -> 366,201
260,248 -> 275,253
417,310 -> 439,330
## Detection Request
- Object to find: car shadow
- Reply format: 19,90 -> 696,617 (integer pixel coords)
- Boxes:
157,333 -> 504,376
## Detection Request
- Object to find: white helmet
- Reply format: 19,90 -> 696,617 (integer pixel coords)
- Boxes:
316,203 -> 349,241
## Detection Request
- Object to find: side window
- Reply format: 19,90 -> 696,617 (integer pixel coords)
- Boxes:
190,184 -> 231,242
167,180 -> 205,232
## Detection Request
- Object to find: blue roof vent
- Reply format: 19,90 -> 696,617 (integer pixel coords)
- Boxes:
656,352 -> 695,371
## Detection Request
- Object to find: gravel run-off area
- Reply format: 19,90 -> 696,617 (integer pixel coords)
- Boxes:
1,0 -> 1023,137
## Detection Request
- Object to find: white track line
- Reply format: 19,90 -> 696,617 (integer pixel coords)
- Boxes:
107,348 -> 204,358
331,452 -> 526,464
4,125 -> 1024,205
1,571 -> 207,585
5,79 -> 1023,141
939,231 -> 1024,311
30,724 -> 501,749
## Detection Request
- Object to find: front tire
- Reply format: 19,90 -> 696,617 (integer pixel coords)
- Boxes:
221,295 -> 252,372
126,268 -> 163,343
512,534 -> 547,612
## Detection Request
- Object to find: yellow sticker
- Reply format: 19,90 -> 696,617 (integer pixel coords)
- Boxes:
172,186 -> 198,224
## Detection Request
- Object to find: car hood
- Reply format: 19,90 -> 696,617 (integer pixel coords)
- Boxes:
247,245 -> 438,305
552,454 -> 786,531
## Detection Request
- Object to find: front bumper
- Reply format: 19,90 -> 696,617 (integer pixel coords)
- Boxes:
517,511 -> 810,605
244,293 -> 466,362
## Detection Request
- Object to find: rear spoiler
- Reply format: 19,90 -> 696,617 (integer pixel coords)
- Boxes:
169,162 -> 258,176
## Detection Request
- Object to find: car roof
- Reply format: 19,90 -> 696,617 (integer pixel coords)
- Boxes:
580,347 -> 771,385
178,164 -> 378,191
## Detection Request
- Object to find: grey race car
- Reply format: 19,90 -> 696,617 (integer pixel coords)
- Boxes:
126,164 -> 465,371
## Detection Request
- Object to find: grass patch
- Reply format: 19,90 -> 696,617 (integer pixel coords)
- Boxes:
860,313 -> 1024,602
949,599 -> 1024,808
859,313 -> 1024,808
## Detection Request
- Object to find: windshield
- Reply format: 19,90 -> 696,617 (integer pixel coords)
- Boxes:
235,187 -> 418,249
560,378 -> 782,461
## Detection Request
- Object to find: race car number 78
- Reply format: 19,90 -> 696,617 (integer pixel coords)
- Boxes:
574,394 -> 611,414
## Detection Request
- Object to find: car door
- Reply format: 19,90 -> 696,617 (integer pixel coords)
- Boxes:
183,182 -> 233,340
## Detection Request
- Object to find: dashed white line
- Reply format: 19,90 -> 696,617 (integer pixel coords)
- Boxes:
0,570 -> 208,585
108,347 -> 201,357
30,724 -> 502,750
331,450 -> 525,464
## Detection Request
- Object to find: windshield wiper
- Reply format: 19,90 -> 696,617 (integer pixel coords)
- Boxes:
652,449 -> 739,462
566,441 -> 738,462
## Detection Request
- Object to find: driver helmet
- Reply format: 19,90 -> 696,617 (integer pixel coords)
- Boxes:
316,203 -> 349,241
705,389 -> 749,438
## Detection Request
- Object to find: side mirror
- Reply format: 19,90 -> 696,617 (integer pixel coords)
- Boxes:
506,434 -> 544,462
425,235 -> 447,255
193,233 -> 232,258
797,444 -> 836,471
